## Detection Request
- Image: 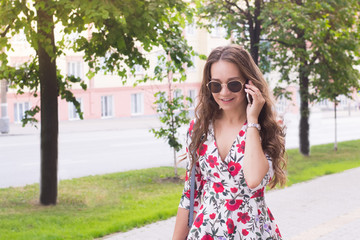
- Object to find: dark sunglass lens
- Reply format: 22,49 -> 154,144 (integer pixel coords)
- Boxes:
208,82 -> 222,93
228,81 -> 242,92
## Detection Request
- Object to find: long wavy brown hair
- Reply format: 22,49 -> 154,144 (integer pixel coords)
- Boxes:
189,44 -> 287,188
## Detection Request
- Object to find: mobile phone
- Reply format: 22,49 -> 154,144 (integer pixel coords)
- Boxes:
246,80 -> 253,104
246,92 -> 252,104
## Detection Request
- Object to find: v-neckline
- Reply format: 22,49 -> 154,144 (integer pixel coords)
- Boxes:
210,121 -> 247,163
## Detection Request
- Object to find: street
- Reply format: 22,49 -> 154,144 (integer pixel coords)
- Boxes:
1,110 -> 360,188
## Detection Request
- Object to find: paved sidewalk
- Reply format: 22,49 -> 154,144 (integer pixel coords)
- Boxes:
98,167 -> 360,240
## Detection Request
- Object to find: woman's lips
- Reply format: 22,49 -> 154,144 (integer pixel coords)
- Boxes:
221,98 -> 234,103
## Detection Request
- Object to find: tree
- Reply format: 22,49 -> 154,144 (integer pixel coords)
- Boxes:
150,54 -> 193,177
195,0 -> 271,71
0,0 -> 193,205
264,0 -> 360,155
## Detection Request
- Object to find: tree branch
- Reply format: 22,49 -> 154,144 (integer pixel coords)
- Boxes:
1,24 -> 12,38
224,0 -> 248,16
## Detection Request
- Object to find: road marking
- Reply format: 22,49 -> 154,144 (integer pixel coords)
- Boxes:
290,207 -> 360,240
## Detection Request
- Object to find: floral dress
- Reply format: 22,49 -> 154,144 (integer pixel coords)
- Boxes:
179,120 -> 282,240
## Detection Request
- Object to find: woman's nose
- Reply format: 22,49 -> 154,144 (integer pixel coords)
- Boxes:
219,83 -> 231,95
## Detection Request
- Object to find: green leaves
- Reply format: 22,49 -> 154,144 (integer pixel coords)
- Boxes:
265,0 -> 360,102
151,90 -> 192,152
1,0 -> 194,127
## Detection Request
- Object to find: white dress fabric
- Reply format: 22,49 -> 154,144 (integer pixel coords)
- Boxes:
179,120 -> 282,240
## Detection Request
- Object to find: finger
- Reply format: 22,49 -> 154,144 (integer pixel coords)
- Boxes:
245,88 -> 258,98
245,81 -> 259,92
244,88 -> 257,102
245,88 -> 264,105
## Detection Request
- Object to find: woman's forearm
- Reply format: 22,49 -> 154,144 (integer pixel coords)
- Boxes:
243,127 -> 269,189
172,207 -> 190,240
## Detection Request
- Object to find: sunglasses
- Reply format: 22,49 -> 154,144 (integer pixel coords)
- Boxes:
206,80 -> 243,93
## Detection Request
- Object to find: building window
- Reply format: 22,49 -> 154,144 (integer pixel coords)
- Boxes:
67,61 -> 82,79
98,52 -> 113,75
68,98 -> 83,120
131,93 -> 144,115
156,51 -> 167,73
188,89 -> 196,108
275,95 -> 287,114
14,102 -> 30,123
101,96 -> 113,118
173,89 -> 182,99
133,64 -> 145,75
210,21 -> 226,38
156,92 -> 167,111
185,22 -> 195,35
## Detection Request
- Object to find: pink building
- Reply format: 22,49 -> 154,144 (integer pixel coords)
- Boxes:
2,23 -> 230,124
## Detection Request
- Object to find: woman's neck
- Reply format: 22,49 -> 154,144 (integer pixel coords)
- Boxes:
218,108 -> 246,126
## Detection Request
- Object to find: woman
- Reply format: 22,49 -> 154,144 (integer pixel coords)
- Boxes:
172,45 -> 287,240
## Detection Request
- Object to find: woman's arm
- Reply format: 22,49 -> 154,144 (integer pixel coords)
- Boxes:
243,126 -> 269,189
172,207 -> 190,240
243,80 -> 269,189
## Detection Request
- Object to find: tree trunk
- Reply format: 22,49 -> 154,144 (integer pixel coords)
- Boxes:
37,1 -> 58,205
334,100 -> 338,151
248,0 -> 262,65
298,41 -> 310,156
173,148 -> 178,177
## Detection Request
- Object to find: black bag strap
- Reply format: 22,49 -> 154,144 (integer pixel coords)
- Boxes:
188,164 -> 196,227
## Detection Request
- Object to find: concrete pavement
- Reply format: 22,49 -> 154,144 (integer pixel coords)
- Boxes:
98,167 -> 360,240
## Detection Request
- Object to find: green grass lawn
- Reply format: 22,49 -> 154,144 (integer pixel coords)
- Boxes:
286,139 -> 360,186
0,139 -> 359,239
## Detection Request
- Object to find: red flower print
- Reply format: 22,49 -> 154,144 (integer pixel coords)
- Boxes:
194,201 -> 199,207
213,172 -> 220,178
230,187 -> 238,193
258,209 -> 262,216
185,189 -> 198,199
196,173 -> 202,182
267,208 -> 275,221
228,161 -> 241,176
194,213 -> 204,228
201,235 -> 213,240
226,218 -> 235,234
185,171 -> 189,181
236,141 -> 246,154
210,213 -> 216,219
197,144 -> 208,156
200,179 -> 206,188
189,120 -> 195,136
237,212 -> 250,224
239,130 -> 245,137
225,199 -> 243,211
276,225 -> 282,237
206,155 -> 219,168
213,182 -> 224,193
242,229 -> 249,236
251,188 -> 264,199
